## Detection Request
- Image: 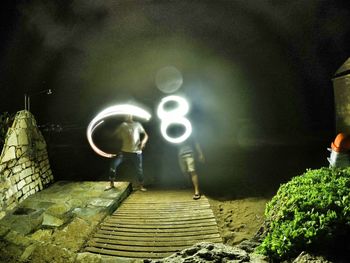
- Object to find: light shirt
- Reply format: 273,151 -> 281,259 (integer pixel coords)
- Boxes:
116,121 -> 145,153
178,137 -> 194,156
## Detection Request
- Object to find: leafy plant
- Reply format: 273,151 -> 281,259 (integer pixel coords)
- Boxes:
257,167 -> 350,260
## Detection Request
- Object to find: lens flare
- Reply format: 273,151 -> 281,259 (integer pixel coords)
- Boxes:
87,104 -> 151,158
155,66 -> 183,94
157,95 -> 192,144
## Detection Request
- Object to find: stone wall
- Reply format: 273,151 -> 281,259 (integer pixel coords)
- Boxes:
0,110 -> 54,219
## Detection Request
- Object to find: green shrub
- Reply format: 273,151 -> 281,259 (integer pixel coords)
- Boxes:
257,167 -> 350,260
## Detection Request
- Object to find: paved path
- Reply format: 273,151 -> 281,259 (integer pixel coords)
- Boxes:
85,189 -> 222,259
0,181 -> 133,262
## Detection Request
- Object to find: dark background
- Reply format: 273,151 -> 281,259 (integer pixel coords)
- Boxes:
1,0 -> 350,198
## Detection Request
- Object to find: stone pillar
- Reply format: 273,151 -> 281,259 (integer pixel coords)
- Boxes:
332,57 -> 350,133
0,110 -> 54,219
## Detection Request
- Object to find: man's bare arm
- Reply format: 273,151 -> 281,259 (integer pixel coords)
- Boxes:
195,142 -> 205,162
140,131 -> 149,149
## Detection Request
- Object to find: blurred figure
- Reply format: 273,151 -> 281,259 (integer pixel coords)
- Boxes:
107,115 -> 148,191
327,132 -> 350,168
178,135 -> 205,200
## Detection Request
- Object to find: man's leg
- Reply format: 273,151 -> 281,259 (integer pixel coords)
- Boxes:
190,171 -> 200,199
134,153 -> 146,191
106,154 -> 123,190
183,154 -> 200,199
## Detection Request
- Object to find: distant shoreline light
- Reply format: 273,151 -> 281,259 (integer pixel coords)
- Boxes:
86,104 -> 152,158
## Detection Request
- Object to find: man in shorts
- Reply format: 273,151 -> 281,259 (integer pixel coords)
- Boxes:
107,115 -> 148,191
178,137 -> 205,200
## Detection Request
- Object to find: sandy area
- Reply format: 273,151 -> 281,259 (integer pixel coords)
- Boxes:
208,197 -> 270,246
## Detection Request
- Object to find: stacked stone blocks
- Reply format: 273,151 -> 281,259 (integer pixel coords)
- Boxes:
0,110 -> 54,218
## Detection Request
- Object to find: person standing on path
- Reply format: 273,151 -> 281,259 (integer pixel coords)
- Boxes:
178,136 -> 205,200
106,114 -> 149,191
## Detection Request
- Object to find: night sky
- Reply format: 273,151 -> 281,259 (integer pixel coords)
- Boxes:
1,1 -> 350,194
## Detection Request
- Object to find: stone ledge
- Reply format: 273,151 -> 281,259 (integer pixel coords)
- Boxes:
0,181 -> 132,262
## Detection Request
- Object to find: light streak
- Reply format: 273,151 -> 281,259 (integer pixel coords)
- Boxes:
157,95 -> 192,144
87,104 -> 151,158
160,118 -> 192,144
157,95 -> 189,119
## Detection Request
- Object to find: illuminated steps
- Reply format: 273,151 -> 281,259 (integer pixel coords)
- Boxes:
85,190 -> 222,259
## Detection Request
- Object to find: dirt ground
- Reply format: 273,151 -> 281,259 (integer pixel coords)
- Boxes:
208,197 -> 270,246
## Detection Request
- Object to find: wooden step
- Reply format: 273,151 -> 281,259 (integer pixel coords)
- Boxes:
85,190 -> 222,259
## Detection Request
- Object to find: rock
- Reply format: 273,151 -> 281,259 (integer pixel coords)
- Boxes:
72,207 -> 106,223
20,243 -> 37,262
30,229 -> 53,242
1,146 -> 16,162
182,246 -> 200,256
5,230 -> 32,247
198,249 -> 217,260
52,217 -> 94,252
0,225 -> 10,237
46,203 -> 71,217
88,198 -> 114,208
0,240 -> 22,263
0,211 -> 6,221
152,242 -> 250,262
102,256 -> 143,262
66,198 -> 84,208
292,251 -> 332,263
29,243 -> 76,263
248,252 -> 269,263
0,208 -> 44,235
42,213 -> 64,227
75,252 -> 101,263
236,239 -> 261,253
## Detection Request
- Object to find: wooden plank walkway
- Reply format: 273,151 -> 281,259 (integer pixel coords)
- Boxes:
85,189 -> 222,259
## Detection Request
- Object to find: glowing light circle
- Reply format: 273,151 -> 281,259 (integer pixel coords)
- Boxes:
87,104 -> 151,158
157,95 -> 189,119
157,95 -> 192,144
161,118 -> 192,144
